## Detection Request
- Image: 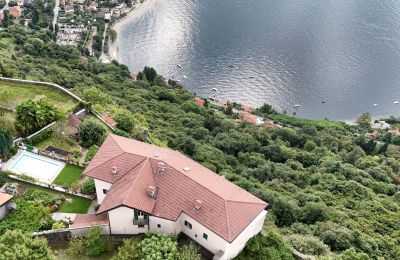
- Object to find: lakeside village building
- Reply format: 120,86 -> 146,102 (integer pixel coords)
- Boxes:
83,134 -> 268,259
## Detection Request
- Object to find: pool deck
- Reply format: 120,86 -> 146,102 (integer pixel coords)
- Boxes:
2,150 -> 66,184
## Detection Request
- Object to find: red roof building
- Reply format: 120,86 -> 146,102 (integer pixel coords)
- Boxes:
239,112 -> 257,124
263,121 -> 282,129
194,97 -> 205,107
217,99 -> 229,106
84,135 -> 267,258
8,6 -> 22,18
241,104 -> 253,113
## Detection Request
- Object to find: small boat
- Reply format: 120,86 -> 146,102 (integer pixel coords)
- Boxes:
373,103 -> 378,107
394,101 -> 399,104
212,88 -> 218,92
249,76 -> 254,79
183,75 -> 187,79
321,101 -> 326,104
228,65 -> 234,68
177,79 -> 181,82
294,104 -> 301,108
176,64 -> 182,68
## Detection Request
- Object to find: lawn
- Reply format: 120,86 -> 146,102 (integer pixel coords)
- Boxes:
4,177 -> 92,214
0,81 -> 78,112
35,135 -> 79,153
53,164 -> 84,186
59,196 -> 92,214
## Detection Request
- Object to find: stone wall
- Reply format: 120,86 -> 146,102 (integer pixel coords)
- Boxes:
32,229 -> 72,243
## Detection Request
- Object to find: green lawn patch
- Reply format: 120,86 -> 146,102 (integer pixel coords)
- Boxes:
59,196 -> 92,214
0,81 -> 78,112
53,164 -> 84,186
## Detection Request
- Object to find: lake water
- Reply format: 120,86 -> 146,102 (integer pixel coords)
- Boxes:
117,0 -> 400,120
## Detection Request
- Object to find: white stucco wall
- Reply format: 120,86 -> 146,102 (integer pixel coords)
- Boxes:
108,206 -> 148,234
148,210 -> 267,260
0,205 -> 7,220
221,210 -> 267,260
94,179 -> 112,204
149,216 -> 180,235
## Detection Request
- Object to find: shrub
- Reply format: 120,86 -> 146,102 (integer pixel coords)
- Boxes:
85,226 -> 106,256
66,237 -> 86,257
138,233 -> 179,260
78,120 -> 106,147
84,145 -> 98,163
52,221 -> 67,230
81,178 -> 96,195
114,111 -> 135,133
286,234 -> 330,256
112,239 -> 142,260
0,128 -> 13,156
236,232 -> 293,260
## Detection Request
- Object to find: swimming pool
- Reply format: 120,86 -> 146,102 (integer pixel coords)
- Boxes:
7,152 -> 65,183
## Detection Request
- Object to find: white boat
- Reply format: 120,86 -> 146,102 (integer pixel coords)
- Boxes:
183,75 -> 187,79
294,104 -> 301,108
177,64 -> 182,68
177,79 -> 181,82
373,103 -> 378,107
212,88 -> 218,92
394,101 -> 399,104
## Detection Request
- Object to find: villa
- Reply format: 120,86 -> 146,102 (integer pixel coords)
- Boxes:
84,134 -> 268,260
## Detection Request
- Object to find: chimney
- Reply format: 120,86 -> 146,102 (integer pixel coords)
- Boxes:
157,162 -> 166,175
147,186 -> 159,198
194,199 -> 202,210
111,166 -> 118,176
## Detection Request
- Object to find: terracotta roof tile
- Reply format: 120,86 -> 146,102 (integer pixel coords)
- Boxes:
0,192 -> 13,206
240,112 -> 257,124
194,97 -> 205,107
84,134 -> 268,242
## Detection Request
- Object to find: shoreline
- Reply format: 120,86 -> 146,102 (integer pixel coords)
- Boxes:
108,0 -> 157,61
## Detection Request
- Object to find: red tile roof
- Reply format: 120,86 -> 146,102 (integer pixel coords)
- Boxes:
263,121 -> 282,129
68,114 -> 81,128
241,104 -> 253,113
101,113 -> 117,127
84,134 -> 267,242
69,214 -> 109,228
8,6 -> 22,18
0,192 -> 13,207
217,99 -> 229,106
239,112 -> 257,124
194,97 -> 205,107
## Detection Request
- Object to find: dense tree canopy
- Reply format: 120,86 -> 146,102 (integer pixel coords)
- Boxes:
1,24 -> 400,258
0,230 -> 54,260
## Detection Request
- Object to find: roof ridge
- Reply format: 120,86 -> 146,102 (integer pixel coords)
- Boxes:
225,199 -> 268,206
84,150 -> 124,175
122,157 -> 150,206
84,135 -> 124,173
224,200 -> 232,241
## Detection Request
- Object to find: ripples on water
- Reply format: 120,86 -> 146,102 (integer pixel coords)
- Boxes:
117,0 -> 400,120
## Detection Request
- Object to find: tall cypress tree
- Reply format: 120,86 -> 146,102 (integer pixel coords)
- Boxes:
0,128 -> 13,156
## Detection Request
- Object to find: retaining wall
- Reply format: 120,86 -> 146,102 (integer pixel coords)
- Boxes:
69,224 -> 110,237
0,77 -> 84,103
32,229 -> 72,243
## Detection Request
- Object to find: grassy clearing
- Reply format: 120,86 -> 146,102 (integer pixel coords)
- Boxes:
35,135 -> 79,153
4,177 -> 91,214
0,81 -> 78,112
53,164 -> 84,186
